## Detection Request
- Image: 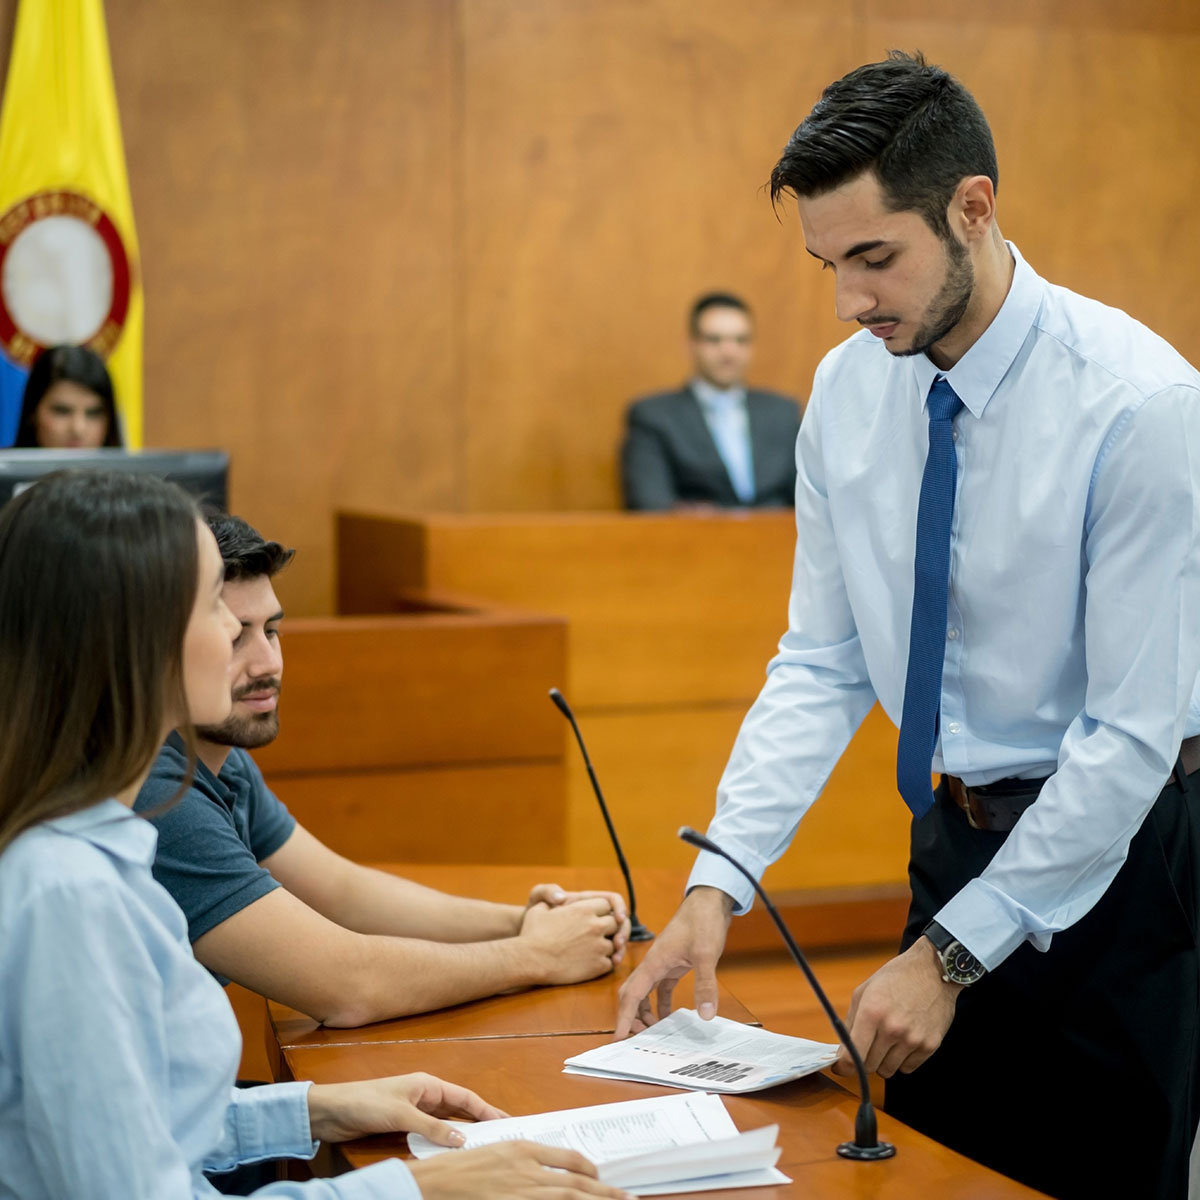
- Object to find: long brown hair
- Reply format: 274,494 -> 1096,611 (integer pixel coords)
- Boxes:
0,471 -> 199,853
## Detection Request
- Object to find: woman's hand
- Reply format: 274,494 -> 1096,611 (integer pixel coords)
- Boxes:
306,1072 -> 507,1146
409,1140 -> 634,1199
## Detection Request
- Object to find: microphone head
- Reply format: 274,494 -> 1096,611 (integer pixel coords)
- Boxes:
678,825 -> 707,850
548,687 -> 572,718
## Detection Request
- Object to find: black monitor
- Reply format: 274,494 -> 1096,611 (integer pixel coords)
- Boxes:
0,449 -> 230,511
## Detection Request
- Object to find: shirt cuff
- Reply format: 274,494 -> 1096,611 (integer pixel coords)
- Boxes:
208,1081 -> 318,1171
324,1158 -> 423,1199
686,848 -> 762,915
936,877 -> 1053,970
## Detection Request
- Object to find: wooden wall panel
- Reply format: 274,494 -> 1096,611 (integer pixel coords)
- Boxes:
2,3 -> 1197,611
457,0 -> 852,511
566,704 -> 910,892
252,612 -> 566,776
859,5 -> 1200,370
266,763 -> 566,864
106,0 -> 460,615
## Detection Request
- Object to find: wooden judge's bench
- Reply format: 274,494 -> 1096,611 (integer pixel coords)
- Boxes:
307,509 -> 911,923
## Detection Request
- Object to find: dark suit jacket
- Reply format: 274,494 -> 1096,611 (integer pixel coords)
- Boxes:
620,384 -> 801,511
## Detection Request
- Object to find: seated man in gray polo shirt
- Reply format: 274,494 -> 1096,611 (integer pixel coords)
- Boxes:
135,514 -> 628,1026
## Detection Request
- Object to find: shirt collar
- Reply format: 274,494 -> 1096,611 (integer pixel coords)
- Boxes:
909,242 -> 1044,418
43,798 -> 158,866
691,378 -> 747,412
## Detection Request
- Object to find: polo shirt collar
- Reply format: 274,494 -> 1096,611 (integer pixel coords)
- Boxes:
909,241 -> 1044,419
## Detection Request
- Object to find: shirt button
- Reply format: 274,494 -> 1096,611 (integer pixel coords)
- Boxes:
947,628 -> 959,640
946,721 -> 962,735
952,430 -> 959,442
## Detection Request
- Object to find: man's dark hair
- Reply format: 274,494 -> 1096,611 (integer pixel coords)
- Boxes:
206,512 -> 295,581
769,50 -> 998,240
689,292 -> 752,336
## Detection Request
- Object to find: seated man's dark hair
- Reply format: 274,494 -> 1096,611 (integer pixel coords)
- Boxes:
689,292 -> 752,336
205,512 -> 295,581
769,50 -> 998,241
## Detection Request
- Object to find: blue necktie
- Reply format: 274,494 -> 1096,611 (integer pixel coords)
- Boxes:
897,377 -> 964,818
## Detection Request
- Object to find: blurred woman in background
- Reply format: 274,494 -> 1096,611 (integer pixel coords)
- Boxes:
13,343 -> 122,448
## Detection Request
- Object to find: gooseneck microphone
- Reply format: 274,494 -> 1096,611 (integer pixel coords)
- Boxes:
548,688 -> 653,942
678,826 -> 895,1162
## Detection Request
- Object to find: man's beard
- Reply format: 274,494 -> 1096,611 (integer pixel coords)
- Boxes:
896,235 -> 975,358
197,677 -> 281,750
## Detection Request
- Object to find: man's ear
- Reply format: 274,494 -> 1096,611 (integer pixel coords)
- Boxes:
949,175 -> 996,244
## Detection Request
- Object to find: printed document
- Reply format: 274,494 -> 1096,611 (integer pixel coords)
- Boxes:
563,1007 -> 839,1092
408,1090 -> 789,1195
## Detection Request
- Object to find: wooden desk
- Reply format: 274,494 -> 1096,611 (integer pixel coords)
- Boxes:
267,866 -> 755,1067
263,864 -> 1044,1197
284,1034 -> 1047,1198
270,937 -> 757,1060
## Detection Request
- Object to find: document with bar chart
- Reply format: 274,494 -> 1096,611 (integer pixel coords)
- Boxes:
562,1008 -> 839,1093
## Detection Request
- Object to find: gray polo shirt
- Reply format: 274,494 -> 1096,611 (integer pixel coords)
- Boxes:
134,732 -> 295,981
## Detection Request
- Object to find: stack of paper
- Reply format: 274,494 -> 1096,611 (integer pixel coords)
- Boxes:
408,1091 -> 788,1196
563,1008 -> 839,1092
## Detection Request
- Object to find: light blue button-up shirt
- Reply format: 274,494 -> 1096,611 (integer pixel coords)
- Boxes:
0,800 -> 419,1199
692,378 -> 756,503
688,245 -> 1200,969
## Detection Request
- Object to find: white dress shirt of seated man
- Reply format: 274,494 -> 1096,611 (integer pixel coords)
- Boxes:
189,515 -> 630,1027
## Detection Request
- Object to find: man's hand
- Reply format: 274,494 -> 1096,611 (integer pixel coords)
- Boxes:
832,936 -> 962,1079
614,886 -> 733,1038
519,897 -> 621,985
306,1071 -> 507,1145
527,883 -> 631,962
410,1141 -> 634,1199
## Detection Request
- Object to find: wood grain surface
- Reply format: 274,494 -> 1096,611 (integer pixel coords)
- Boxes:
283,1033 -> 1048,1197
0,2 -> 1187,611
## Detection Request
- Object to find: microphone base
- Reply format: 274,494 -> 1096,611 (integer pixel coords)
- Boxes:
836,1140 -> 896,1161
627,918 -> 655,942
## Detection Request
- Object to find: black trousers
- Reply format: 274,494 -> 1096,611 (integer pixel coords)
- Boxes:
885,771 -> 1200,1200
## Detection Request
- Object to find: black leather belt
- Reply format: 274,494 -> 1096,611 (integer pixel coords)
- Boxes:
945,734 -> 1200,833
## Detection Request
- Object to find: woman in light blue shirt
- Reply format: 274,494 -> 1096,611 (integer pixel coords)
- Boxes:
0,470 -> 629,1200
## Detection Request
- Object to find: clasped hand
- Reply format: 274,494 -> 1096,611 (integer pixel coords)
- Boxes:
526,882 -> 631,965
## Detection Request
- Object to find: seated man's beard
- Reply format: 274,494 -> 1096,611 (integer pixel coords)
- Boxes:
197,678 -> 281,749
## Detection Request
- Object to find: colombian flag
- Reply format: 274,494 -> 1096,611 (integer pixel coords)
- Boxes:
0,0 -> 142,447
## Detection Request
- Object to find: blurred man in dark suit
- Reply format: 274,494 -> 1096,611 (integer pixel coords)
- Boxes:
620,292 -> 801,510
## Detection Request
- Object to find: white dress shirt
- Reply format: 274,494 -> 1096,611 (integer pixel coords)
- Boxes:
692,378 -> 756,503
0,800 -> 420,1199
688,244 -> 1200,969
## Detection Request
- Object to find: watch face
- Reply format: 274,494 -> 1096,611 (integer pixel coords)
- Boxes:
943,942 -> 985,985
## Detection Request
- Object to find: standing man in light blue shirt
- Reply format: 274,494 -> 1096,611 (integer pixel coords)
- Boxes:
617,51 -> 1200,1200
620,293 -> 801,510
